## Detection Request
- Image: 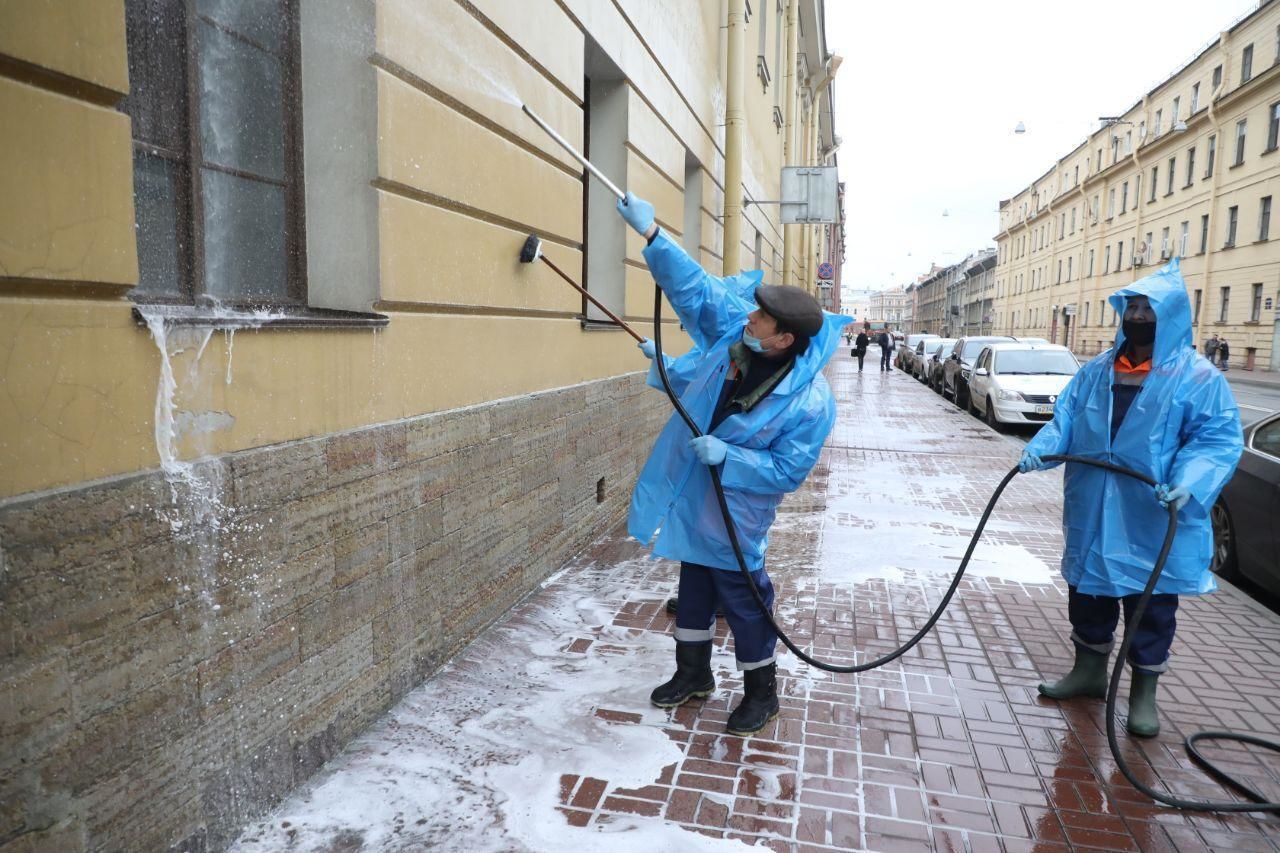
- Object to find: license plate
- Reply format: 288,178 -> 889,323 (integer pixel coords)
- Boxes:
1035,404 -> 1054,414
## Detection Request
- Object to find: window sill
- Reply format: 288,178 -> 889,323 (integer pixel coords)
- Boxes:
581,319 -> 627,333
1263,146 -> 1278,156
1164,191 -> 1175,198
1230,161 -> 1245,170
1183,182 -> 1194,189
1244,320 -> 1261,325
1255,238 -> 1271,244
131,303 -> 389,329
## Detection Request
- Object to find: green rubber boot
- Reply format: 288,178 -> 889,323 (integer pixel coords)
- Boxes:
1126,670 -> 1161,738
1037,646 -> 1109,700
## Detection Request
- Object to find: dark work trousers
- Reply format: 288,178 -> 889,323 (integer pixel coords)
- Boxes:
673,561 -> 777,669
880,348 -> 892,370
854,350 -> 866,371
1068,586 -> 1179,673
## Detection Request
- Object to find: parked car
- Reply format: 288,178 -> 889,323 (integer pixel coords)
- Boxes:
915,338 -> 954,383
966,343 -> 1080,429
925,339 -> 958,391
1211,412 -> 1280,593
901,333 -> 942,371
940,336 -> 1016,409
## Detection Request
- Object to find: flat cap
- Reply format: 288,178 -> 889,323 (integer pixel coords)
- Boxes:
754,285 -> 824,336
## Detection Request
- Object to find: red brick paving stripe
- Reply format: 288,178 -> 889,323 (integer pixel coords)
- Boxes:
599,795 -> 663,817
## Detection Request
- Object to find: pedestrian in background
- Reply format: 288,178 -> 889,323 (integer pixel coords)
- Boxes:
1218,338 -> 1230,371
1019,260 -> 1242,738
877,330 -> 894,371
853,329 -> 869,372
1203,333 -> 1219,361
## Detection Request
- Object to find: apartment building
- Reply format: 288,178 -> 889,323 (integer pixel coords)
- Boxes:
994,0 -> 1280,370
0,1 -> 839,849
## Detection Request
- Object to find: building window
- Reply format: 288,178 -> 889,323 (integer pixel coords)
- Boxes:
1057,260 -> 1062,284
1154,109 -> 1163,136
1269,101 -> 1280,151
1276,24 -> 1280,64
683,153 -> 703,259
1088,248 -> 1094,277
1206,134 -> 1216,178
1226,205 -> 1239,247
122,0 -> 306,304
1191,81 -> 1200,113
1107,188 -> 1116,218
1070,207 -> 1076,233
1200,214 -> 1210,253
1172,96 -> 1180,124
1260,196 -> 1272,241
1166,157 -> 1176,194
1253,283 -> 1264,322
1212,64 -> 1223,93
1180,220 -> 1189,256
1160,226 -> 1170,259
1083,301 -> 1090,326
1242,43 -> 1254,84
1067,256 -> 1073,281
1121,181 -> 1129,213
1235,119 -> 1248,165
583,40 -> 629,318
1104,244 -> 1111,272
1219,286 -> 1230,322
1116,241 -> 1124,272
1193,289 -> 1202,324
1149,165 -> 1159,202
1185,147 -> 1196,186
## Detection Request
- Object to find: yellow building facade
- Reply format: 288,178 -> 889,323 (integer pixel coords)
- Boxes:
0,1 -> 838,850
994,1 -> 1280,370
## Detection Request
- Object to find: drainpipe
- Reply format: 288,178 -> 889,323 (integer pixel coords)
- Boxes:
722,0 -> 746,275
781,0 -> 799,284
1200,31 -> 1228,348
805,93 -> 820,292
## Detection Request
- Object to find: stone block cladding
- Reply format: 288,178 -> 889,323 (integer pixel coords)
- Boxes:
0,371 -> 667,852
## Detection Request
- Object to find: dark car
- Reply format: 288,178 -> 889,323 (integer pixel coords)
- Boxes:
1212,412 -> 1280,593
941,336 -> 1016,409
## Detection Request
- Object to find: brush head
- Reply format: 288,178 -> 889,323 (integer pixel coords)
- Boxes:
519,234 -> 542,264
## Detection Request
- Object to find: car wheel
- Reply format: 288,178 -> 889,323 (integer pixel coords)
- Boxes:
1209,499 -> 1238,580
985,397 -> 1004,432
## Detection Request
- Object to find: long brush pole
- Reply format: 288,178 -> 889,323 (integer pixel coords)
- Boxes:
537,254 -> 645,343
522,104 -> 627,202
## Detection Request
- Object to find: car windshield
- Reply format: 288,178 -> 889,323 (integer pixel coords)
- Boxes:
994,350 -> 1080,375
925,340 -> 953,355
961,339 -> 1009,360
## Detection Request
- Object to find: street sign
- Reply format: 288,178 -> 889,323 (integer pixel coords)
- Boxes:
779,166 -> 839,224
818,262 -> 834,279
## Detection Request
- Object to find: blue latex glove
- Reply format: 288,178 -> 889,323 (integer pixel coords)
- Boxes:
638,338 -> 657,360
617,192 -> 655,235
689,435 -> 728,466
1155,483 -> 1191,511
1017,449 -> 1045,473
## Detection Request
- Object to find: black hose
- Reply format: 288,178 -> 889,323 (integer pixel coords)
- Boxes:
650,287 -> 1280,811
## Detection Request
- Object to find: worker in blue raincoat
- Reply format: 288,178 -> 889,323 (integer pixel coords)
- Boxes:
617,192 -> 851,736
1020,258 -> 1242,737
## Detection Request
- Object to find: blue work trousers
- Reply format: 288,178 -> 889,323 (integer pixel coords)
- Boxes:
1068,586 -> 1179,673
673,561 -> 777,669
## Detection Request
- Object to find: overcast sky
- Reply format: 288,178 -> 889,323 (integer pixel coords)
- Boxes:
826,0 -> 1264,292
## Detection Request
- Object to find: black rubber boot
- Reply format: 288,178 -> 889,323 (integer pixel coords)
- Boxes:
725,663 -> 780,736
1126,669 -> 1161,738
650,642 -> 715,709
1038,645 -> 1109,700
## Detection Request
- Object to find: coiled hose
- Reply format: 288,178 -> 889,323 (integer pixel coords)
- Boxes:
650,287 -> 1280,811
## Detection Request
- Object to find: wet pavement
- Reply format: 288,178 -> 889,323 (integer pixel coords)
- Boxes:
232,351 -> 1280,852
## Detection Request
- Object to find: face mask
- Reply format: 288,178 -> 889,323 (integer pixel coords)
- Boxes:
1123,319 -> 1156,346
742,328 -> 781,354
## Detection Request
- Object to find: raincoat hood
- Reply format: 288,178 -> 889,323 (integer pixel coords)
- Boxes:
1107,257 -> 1192,366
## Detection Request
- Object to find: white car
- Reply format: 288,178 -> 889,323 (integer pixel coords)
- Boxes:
967,343 -> 1080,429
899,333 -> 938,371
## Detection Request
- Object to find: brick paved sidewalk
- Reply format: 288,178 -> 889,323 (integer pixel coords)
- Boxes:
234,353 -> 1280,852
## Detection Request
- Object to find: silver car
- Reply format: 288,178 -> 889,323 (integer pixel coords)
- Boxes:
967,343 -> 1080,429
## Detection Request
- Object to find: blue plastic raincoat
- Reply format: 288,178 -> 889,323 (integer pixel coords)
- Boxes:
628,231 -> 852,572
1024,258 -> 1243,597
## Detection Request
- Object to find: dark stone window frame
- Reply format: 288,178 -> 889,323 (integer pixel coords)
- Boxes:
122,0 -> 309,312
